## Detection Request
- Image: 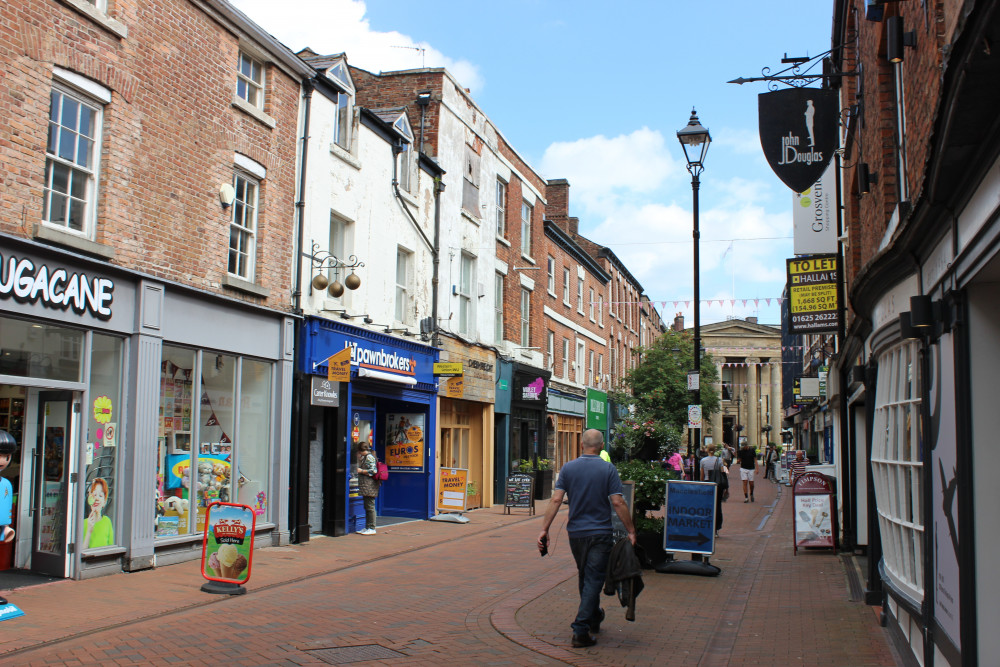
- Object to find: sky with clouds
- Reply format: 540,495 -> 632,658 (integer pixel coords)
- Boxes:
229,0 -> 835,327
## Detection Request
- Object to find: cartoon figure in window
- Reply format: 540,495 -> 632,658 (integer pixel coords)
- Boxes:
83,478 -> 114,549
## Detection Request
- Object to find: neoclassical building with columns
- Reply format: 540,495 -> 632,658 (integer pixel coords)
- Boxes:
695,318 -> 783,450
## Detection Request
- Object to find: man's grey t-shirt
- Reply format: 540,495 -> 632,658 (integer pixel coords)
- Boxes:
555,454 -> 624,538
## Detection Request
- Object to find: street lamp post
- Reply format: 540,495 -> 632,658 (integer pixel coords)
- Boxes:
677,108 -> 711,461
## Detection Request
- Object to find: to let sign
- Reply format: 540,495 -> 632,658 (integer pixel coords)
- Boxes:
787,254 -> 840,334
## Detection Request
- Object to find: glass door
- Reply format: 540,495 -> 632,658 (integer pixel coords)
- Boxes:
32,391 -> 74,577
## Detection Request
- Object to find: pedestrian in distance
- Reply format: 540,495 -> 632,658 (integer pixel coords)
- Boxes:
790,450 -> 808,486
355,442 -> 380,535
700,446 -> 726,536
738,440 -> 759,502
537,429 -> 636,649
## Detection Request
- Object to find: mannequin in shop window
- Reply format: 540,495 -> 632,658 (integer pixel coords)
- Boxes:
0,429 -> 18,605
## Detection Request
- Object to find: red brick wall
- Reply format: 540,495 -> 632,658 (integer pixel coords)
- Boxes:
0,0 -> 301,311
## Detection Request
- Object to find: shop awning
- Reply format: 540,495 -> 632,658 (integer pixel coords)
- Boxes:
358,367 -> 417,386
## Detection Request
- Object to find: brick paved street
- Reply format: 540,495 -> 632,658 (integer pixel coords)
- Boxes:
0,467 -> 901,666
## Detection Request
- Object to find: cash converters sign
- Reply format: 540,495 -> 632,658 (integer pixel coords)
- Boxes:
786,254 -> 840,334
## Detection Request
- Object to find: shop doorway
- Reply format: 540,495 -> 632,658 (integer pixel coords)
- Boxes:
0,388 -> 76,580
30,391 -> 74,577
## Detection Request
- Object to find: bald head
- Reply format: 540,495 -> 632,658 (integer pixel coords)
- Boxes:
581,429 -> 605,453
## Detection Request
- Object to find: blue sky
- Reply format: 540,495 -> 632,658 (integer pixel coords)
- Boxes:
230,0 -> 836,327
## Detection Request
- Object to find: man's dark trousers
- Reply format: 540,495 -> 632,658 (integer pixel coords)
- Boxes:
569,534 -> 614,637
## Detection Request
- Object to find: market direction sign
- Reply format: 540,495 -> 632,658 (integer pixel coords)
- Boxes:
664,480 -> 717,556
787,254 -> 840,334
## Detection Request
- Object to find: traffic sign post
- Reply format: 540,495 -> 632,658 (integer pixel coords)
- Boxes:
655,479 -> 722,577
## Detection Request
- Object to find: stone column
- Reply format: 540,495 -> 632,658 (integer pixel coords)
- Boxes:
745,357 -> 759,446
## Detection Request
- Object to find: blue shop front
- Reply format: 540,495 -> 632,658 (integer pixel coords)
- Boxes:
300,318 -> 438,535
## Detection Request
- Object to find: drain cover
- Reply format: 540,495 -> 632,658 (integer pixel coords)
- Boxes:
306,645 -> 406,664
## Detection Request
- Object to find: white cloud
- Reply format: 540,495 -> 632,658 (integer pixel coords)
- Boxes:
228,0 -> 484,93
539,128 -> 680,215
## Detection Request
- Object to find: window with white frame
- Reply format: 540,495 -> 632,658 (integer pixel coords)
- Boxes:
563,268 -> 570,304
44,85 -> 102,235
598,353 -> 604,384
589,288 -> 596,321
519,288 -> 530,347
599,295 -> 604,326
520,200 -> 532,256
576,340 -> 586,384
398,140 -> 413,192
871,340 -> 924,602
562,338 -> 570,378
496,178 -> 507,237
547,331 -> 554,370
494,273 -> 504,343
324,60 -> 355,150
395,248 -> 411,323
463,144 -> 480,215
229,172 -> 259,280
589,349 -> 595,385
547,256 -> 555,294
327,212 -> 353,288
458,254 -> 474,335
237,51 -> 265,109
577,276 -> 584,313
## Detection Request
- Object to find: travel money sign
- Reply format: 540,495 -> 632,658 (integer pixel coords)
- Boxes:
758,88 -> 839,193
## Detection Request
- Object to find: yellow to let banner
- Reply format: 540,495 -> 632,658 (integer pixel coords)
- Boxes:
789,282 -> 837,313
437,468 -> 468,512
327,348 -> 351,382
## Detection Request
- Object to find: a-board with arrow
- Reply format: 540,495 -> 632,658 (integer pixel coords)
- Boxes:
663,480 -> 717,556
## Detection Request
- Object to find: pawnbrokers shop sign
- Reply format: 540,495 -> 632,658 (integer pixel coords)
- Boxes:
759,88 -> 838,193
787,255 -> 840,334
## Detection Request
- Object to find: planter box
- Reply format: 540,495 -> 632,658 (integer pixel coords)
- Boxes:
637,529 -> 667,568
533,469 -> 553,500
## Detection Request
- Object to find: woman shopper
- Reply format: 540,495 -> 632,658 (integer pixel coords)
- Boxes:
356,442 -> 380,535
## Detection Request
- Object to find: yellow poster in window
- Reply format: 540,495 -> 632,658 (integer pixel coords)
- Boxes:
386,413 -> 424,471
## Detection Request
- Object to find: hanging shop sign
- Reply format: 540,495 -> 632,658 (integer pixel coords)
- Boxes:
443,376 -> 464,398
793,163 -> 838,255
327,348 -> 351,383
0,252 -> 114,320
786,254 -> 840,334
759,88 -> 839,193
385,413 -> 425,472
310,376 -> 339,407
793,377 -> 819,405
437,468 -> 468,513
586,389 -> 607,430
433,362 -> 463,377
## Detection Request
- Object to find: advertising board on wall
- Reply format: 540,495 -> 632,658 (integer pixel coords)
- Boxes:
787,254 -> 840,334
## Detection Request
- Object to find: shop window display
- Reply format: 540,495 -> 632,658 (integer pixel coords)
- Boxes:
83,333 -> 123,550
156,348 -> 272,538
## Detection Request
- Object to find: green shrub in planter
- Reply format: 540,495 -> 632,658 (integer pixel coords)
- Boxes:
614,460 -> 669,534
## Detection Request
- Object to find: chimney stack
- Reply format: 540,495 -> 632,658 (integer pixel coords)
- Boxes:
673,312 -> 685,331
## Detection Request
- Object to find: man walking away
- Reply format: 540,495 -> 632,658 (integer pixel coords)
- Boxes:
700,446 -> 725,536
538,429 -> 636,649
738,441 -> 759,502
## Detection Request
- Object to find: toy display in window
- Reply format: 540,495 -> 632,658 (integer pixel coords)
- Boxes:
0,429 -> 18,605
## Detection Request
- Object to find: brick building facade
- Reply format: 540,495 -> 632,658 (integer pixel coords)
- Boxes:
0,0 -> 309,578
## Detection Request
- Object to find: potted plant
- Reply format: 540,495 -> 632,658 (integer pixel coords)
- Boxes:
519,458 -> 554,500
615,459 -> 672,567
466,480 -> 480,509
